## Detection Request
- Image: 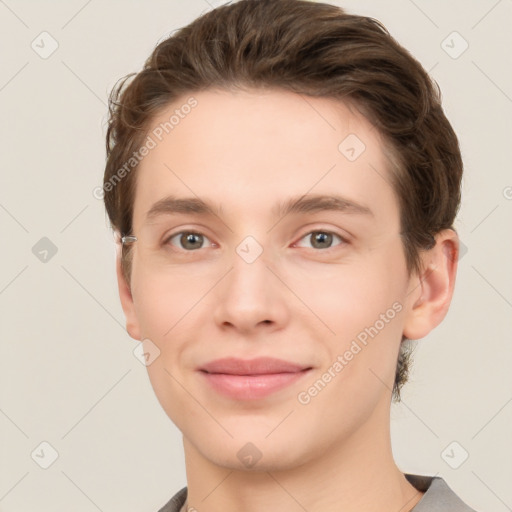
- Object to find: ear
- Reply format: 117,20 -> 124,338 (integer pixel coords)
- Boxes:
115,241 -> 142,341
402,229 -> 459,340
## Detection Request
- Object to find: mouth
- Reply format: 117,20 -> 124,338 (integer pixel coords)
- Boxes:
198,357 -> 313,400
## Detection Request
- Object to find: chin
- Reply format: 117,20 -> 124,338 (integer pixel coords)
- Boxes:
194,428 -> 315,473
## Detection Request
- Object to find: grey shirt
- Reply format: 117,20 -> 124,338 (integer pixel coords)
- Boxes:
157,473 -> 478,511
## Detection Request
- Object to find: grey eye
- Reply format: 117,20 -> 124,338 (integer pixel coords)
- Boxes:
297,231 -> 344,250
168,232 -> 212,250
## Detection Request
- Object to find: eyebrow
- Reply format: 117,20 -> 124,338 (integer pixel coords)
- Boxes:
144,193 -> 373,222
273,193 -> 373,218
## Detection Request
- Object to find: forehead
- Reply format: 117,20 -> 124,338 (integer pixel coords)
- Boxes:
132,88 -> 399,228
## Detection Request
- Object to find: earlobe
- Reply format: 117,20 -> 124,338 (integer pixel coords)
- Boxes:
402,229 -> 459,340
115,244 -> 141,341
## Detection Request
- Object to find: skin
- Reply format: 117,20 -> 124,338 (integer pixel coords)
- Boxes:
116,88 -> 459,512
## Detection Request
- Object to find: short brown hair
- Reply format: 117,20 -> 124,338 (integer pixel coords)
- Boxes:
103,0 -> 463,402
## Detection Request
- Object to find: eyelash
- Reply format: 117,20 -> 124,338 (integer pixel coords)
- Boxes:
163,229 -> 348,252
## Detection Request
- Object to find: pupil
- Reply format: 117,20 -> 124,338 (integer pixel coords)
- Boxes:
178,232 -> 332,250
313,232 -> 331,248
183,233 -> 202,249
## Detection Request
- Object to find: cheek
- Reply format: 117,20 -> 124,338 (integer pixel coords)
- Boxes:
131,270 -> 201,429
292,256 -> 406,339
144,356 -> 199,435
339,248 -> 408,377
131,265 -> 203,339
290,241 -> 409,383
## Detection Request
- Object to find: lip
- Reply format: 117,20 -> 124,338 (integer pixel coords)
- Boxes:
198,357 -> 312,400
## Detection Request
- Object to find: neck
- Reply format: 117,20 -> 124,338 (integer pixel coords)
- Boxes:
182,398 -> 423,512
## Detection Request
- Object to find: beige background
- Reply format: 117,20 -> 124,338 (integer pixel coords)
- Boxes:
1,0 -> 511,510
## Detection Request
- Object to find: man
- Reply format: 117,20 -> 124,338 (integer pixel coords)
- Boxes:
102,1 -> 477,510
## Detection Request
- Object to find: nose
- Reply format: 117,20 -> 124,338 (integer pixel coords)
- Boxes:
212,245 -> 290,335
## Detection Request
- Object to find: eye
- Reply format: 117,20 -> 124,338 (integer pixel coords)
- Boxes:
295,230 -> 347,250
165,231 -> 214,251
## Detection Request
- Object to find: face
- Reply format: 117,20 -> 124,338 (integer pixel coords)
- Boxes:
118,88 -> 438,471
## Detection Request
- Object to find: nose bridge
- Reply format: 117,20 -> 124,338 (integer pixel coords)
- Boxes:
226,235 -> 273,303
212,233 -> 288,331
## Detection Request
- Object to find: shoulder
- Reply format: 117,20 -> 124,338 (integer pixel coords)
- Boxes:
157,477 -> 482,512
406,473 -> 480,512
157,486 -> 187,512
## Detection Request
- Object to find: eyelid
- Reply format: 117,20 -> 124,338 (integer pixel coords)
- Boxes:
162,225 -> 351,251
164,229 -> 216,249
160,222 -> 216,242
292,228 -> 350,249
